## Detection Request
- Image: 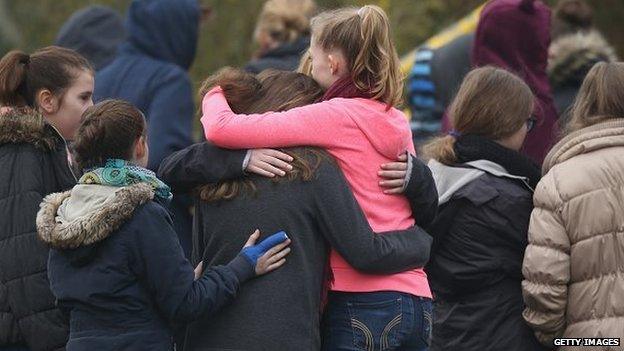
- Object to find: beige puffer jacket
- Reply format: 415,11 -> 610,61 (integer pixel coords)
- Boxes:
522,119 -> 624,350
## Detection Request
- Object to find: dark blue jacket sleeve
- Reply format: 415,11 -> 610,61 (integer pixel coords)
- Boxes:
146,68 -> 194,171
133,204 -> 252,323
158,142 -> 247,192
404,155 -> 438,228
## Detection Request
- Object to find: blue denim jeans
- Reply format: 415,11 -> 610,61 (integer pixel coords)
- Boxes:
322,291 -> 432,351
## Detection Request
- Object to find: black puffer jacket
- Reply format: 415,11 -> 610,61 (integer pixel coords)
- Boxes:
0,110 -> 76,350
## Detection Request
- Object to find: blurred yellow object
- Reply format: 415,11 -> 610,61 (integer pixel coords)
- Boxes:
400,4 -> 485,119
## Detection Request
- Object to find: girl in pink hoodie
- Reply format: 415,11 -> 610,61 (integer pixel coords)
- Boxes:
202,5 -> 433,350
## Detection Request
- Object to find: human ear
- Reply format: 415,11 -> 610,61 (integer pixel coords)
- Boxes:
36,89 -> 59,114
134,136 -> 147,160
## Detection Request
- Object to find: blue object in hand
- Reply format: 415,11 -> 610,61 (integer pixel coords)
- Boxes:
240,231 -> 289,266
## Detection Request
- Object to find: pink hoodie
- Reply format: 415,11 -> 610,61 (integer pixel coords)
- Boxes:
202,87 -> 431,298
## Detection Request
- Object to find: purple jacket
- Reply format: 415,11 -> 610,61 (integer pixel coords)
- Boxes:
443,0 -> 559,165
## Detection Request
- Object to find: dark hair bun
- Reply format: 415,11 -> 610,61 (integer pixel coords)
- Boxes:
73,99 -> 146,170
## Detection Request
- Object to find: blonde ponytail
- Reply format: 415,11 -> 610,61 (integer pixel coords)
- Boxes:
354,5 -> 402,107
311,5 -> 402,108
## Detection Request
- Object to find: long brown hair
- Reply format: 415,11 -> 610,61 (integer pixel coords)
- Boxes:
198,68 -> 327,202
0,46 -> 93,108
310,5 -> 402,108
423,66 -> 534,164
565,62 -> 624,134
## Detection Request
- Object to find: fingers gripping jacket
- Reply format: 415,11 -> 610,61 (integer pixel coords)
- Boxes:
240,231 -> 289,266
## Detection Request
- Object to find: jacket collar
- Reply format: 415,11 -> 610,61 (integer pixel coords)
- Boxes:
543,119 -> 624,174
0,109 -> 60,150
429,159 -> 532,205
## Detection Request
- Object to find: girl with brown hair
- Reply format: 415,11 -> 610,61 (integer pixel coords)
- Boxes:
159,67 -> 437,351
523,62 -> 624,347
0,46 -> 94,351
36,99 -> 291,351
424,66 -> 546,351
200,6 -> 436,349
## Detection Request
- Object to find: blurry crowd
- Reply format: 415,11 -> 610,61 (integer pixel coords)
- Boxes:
0,0 -> 622,350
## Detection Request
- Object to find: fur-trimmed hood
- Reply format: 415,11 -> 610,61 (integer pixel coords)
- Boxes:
548,30 -> 618,88
0,108 -> 61,150
37,183 -> 155,250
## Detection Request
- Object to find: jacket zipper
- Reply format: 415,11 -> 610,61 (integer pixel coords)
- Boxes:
49,124 -> 78,182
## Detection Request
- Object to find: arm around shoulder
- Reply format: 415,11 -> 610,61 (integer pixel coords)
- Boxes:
313,159 -> 432,274
157,142 -> 248,192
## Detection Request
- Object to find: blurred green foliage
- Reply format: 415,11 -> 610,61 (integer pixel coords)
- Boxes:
2,0 -> 622,92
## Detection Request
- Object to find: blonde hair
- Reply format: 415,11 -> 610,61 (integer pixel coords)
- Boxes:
566,62 -> 624,134
297,49 -> 313,76
254,0 -> 317,44
423,67 -> 534,164
310,5 -> 402,108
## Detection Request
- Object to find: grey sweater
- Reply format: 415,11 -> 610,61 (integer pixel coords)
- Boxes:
160,145 -> 436,351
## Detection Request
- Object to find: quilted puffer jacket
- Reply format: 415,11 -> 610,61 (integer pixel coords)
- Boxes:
522,119 -> 624,349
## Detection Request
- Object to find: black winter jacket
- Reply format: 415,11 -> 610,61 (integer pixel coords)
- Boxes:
426,159 -> 547,351
0,111 -> 75,350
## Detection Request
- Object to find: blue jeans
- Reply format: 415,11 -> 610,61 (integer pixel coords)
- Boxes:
322,291 -> 432,351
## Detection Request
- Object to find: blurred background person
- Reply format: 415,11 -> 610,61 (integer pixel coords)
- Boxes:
405,5 -> 481,149
244,0 -> 316,74
441,0 -> 559,165
548,0 -> 618,122
55,5 -> 126,72
94,0 -> 200,258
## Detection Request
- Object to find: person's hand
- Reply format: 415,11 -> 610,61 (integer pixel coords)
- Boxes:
246,149 -> 294,178
378,153 -> 409,194
194,261 -> 203,280
241,230 -> 291,276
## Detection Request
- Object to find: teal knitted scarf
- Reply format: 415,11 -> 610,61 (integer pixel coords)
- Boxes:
79,159 -> 173,202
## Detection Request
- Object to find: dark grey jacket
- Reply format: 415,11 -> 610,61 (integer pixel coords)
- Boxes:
426,160 -> 547,351
244,36 -> 310,74
159,144 -> 437,351
0,111 -> 75,350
